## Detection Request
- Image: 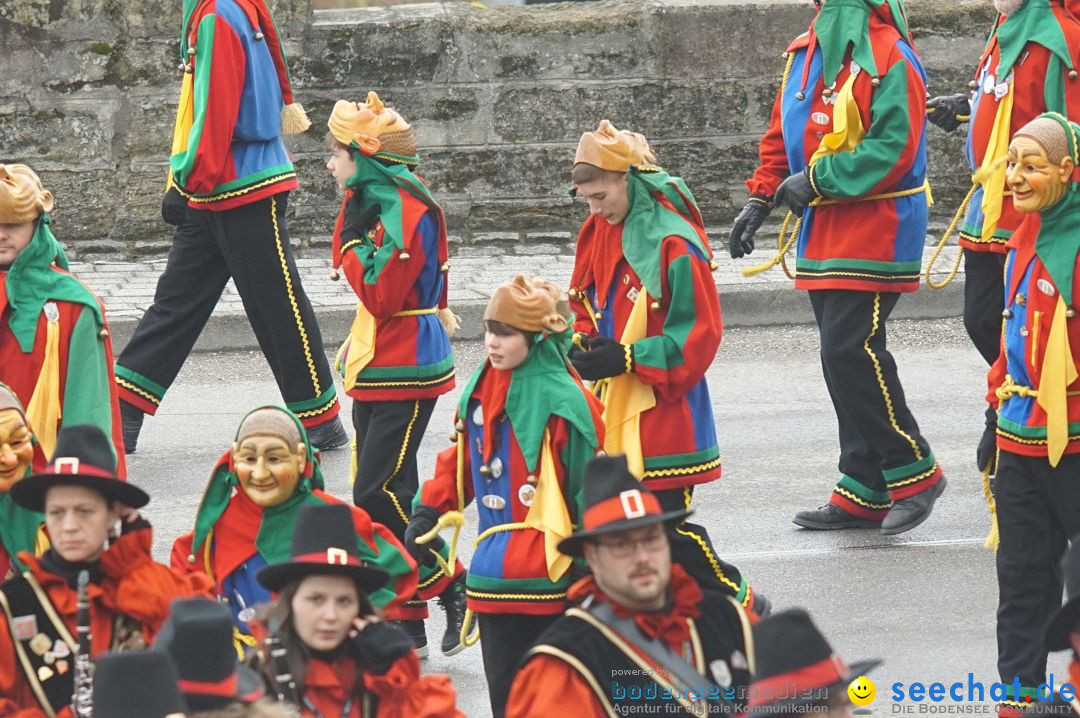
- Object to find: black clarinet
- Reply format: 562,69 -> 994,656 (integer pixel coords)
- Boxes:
70,569 -> 93,717
265,618 -> 302,717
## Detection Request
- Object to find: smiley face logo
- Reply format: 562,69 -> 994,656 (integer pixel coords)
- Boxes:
848,676 -> 876,706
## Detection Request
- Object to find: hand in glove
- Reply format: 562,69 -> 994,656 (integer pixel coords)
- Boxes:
348,617 -> 414,674
729,196 -> 772,258
403,504 -> 443,568
977,410 -> 998,475
161,186 -> 189,227
926,93 -> 971,133
774,168 -> 816,215
568,336 -> 632,381
341,190 -> 382,243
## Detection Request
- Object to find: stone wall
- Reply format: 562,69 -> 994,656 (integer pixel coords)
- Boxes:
0,0 -> 993,257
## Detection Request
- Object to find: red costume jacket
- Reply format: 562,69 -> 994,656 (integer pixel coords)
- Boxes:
0,527 -> 213,717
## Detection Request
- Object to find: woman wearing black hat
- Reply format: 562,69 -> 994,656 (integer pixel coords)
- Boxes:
255,503 -> 462,718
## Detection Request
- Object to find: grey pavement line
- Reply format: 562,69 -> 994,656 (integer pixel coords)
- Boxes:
722,537 -> 986,560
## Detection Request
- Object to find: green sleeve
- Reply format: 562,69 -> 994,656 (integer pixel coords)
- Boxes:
561,422 -> 598,527
61,306 -> 116,462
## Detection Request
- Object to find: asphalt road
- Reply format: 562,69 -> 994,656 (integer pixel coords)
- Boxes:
123,315 -> 1059,717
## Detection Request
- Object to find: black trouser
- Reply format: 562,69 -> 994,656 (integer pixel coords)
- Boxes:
478,612 -> 558,718
964,249 -> 1007,366
656,487 -> 749,602
810,290 -> 937,508
996,451 -> 1080,691
116,193 -> 337,420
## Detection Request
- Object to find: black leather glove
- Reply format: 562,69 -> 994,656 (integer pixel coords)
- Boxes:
403,504 -> 442,568
568,336 -> 632,381
349,620 -> 414,675
340,191 -> 381,242
926,93 -> 971,133
977,407 -> 998,475
774,168 -> 816,215
161,186 -> 189,226
729,196 -> 772,258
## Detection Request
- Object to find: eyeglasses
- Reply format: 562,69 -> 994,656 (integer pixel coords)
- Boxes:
595,529 -> 667,559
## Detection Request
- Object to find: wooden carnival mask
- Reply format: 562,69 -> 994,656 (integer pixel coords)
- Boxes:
0,408 -> 34,491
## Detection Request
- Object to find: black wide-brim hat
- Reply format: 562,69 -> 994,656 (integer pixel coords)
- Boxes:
557,455 -> 692,557
155,597 -> 265,711
257,503 -> 390,593
1046,539 -> 1080,651
92,650 -> 188,718
746,608 -> 881,715
12,424 -> 149,512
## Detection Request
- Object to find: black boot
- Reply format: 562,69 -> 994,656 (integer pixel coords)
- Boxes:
119,400 -> 144,455
880,477 -> 947,535
792,503 -> 882,530
390,619 -> 427,659
306,416 -> 348,451
437,572 -> 473,656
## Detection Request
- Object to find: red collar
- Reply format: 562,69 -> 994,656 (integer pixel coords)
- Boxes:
473,365 -> 513,463
568,563 -> 702,644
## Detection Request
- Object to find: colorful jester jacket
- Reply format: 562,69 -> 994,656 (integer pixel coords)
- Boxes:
170,0 -> 298,210
959,3 -> 1080,254
170,487 -> 419,630
334,190 -> 455,402
0,273 -> 126,474
988,215 -> 1080,459
747,23 -> 930,292
419,362 -> 604,615
569,212 -> 724,491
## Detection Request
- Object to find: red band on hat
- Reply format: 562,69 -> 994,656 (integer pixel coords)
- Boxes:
179,674 -> 238,697
582,490 -> 662,532
47,459 -> 113,479
293,550 -> 362,567
746,655 -> 848,708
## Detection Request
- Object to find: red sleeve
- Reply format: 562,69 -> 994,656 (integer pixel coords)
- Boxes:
101,527 -> 214,637
341,212 -> 434,318
745,81 -> 789,198
181,13 -> 245,194
419,441 -> 474,514
367,651 -> 464,718
569,220 -> 600,337
505,654 -> 609,718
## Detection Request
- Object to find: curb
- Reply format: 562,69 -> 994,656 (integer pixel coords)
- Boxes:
107,277 -> 966,354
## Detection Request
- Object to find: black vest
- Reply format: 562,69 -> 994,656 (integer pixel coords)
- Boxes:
526,589 -> 754,716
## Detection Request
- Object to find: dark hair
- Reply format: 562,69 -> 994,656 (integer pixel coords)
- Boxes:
484,320 -> 536,347
258,577 -> 376,691
572,162 -> 625,186
324,131 -> 353,155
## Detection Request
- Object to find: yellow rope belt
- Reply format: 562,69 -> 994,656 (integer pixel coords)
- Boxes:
742,182 -> 933,279
995,374 -> 1038,403
394,307 -> 438,317
474,522 -> 531,547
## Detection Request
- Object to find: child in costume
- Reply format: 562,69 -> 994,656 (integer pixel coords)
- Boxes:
730,0 -> 946,535
566,121 -> 765,615
0,163 -> 126,469
404,275 -> 605,718
926,0 -> 1080,476
987,113 -> 1080,715
0,383 -> 47,581
170,406 -> 418,656
325,92 -> 462,656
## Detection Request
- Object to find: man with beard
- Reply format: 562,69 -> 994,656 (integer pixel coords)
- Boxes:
927,0 -> 1080,477
505,456 -> 752,718
730,0 -> 945,534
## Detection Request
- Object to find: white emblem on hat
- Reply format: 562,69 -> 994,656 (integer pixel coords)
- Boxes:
326,547 -> 349,565
619,489 -> 645,519
53,458 -> 80,474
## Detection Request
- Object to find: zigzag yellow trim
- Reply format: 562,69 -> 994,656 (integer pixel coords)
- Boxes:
383,400 -> 421,524
417,565 -> 447,590
294,401 -> 337,420
115,377 -> 160,405
996,428 -> 1080,446
642,456 -> 721,479
798,270 -> 921,281
340,238 -> 364,255
834,487 -> 891,510
350,369 -> 455,390
271,196 -> 321,396
864,293 -> 923,460
466,590 -> 567,601
673,487 -> 741,594
187,173 -> 296,203
887,465 -> 939,489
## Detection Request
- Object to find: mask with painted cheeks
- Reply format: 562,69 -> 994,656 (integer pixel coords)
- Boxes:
0,408 -> 34,491
1007,135 -> 1075,214
231,434 -> 307,509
